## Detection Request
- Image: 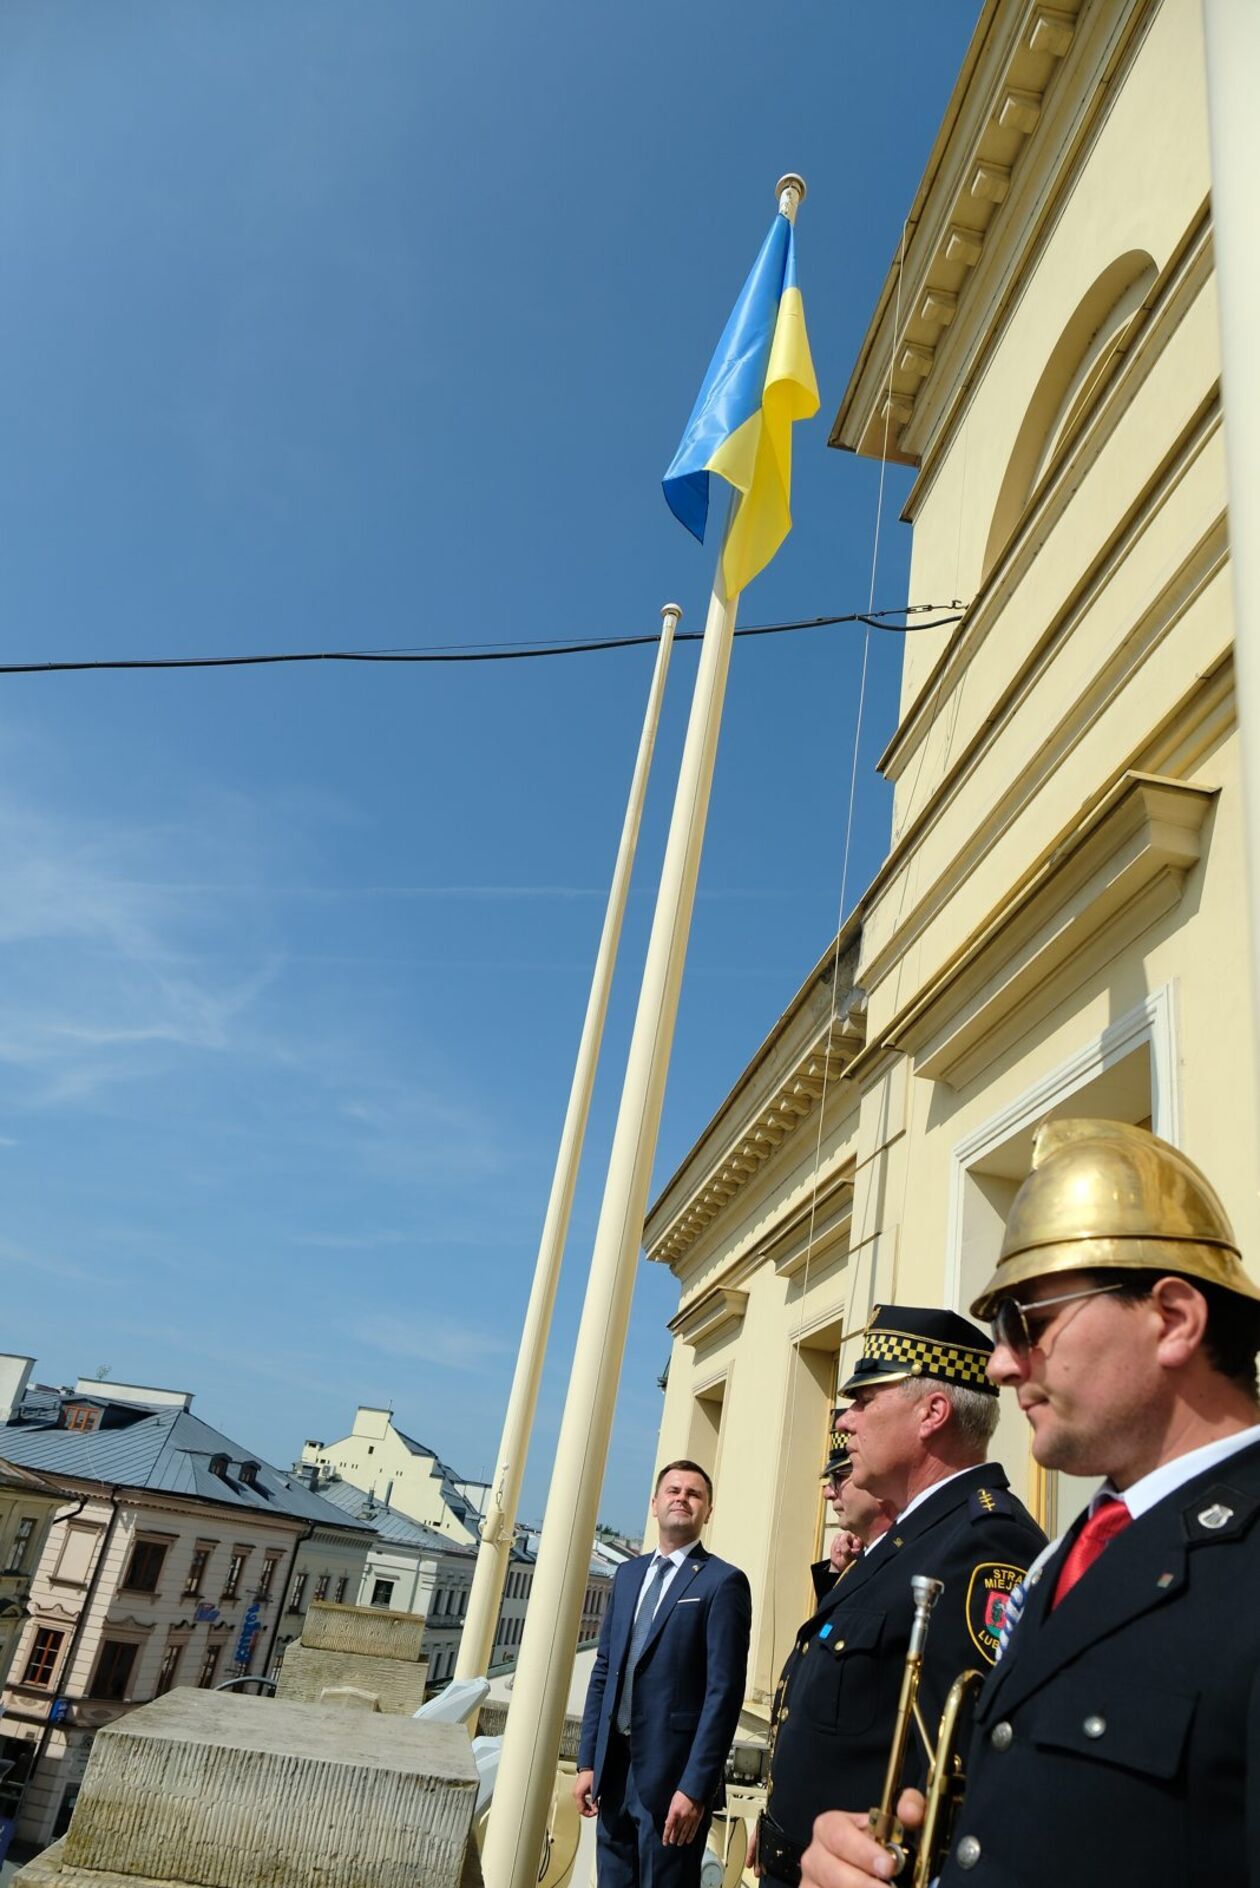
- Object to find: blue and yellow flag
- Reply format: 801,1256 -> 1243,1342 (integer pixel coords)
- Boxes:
663,208 -> 819,596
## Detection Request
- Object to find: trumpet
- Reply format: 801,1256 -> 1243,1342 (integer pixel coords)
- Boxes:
866,1574 -> 983,1887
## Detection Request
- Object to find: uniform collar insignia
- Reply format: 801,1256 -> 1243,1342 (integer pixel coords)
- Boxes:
1197,1502 -> 1233,1530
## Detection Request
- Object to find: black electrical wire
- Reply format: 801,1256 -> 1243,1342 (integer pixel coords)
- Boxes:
0,602 -> 967,677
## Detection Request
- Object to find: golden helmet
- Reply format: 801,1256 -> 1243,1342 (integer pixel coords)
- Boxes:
970,1118 -> 1260,1320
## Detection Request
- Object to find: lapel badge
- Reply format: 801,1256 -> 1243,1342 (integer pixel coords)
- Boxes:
1198,1503 -> 1233,1530
690,1561 -> 700,1571
1156,1572 -> 1174,1588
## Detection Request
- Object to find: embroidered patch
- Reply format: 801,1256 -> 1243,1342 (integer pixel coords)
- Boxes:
966,1562 -> 1026,1664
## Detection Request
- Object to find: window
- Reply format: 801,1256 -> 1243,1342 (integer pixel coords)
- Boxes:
198,1643 -> 223,1689
458,1588 -> 467,1618
334,1576 -> 348,1603
370,1579 -> 394,1608
156,1643 -> 184,1696
52,1525 -> 101,1587
65,1406 -> 99,1433
288,1572 -> 308,1613
257,1555 -> 282,1599
90,1640 -> 139,1700
221,1551 -> 249,1601
21,1628 -> 64,1688
313,1574 -> 330,1602
183,1546 -> 213,1597
6,1516 -> 37,1574
121,1540 -> 167,1594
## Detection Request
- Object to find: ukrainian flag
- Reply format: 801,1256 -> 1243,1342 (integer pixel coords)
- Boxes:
664,206 -> 819,596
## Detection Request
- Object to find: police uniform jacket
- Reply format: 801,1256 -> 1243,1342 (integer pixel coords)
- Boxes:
938,1437 -> 1260,1888
766,1463 -> 1044,1854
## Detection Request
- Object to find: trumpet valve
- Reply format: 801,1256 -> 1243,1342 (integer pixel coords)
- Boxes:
866,1808 -> 907,1876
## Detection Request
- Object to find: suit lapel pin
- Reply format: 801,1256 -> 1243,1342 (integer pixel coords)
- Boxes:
690,1561 -> 700,1571
1156,1572 -> 1174,1588
1198,1503 -> 1233,1530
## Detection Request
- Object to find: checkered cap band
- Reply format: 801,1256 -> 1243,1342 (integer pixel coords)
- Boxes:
862,1328 -> 992,1387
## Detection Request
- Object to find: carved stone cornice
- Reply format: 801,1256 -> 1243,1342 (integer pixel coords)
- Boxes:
831,0 -> 1148,469
885,771 -> 1214,1087
646,998 -> 867,1269
668,1289 -> 749,1351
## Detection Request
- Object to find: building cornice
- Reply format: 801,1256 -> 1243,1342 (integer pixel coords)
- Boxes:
645,987 -> 866,1271
880,770 -> 1214,1087
831,1 -> 1156,470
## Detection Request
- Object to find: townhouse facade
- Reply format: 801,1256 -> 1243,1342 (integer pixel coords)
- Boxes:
0,1357 -> 371,1846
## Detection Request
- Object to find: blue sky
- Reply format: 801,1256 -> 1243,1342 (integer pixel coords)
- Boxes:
0,3 -> 976,1531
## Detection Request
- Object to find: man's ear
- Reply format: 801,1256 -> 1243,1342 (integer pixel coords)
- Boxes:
917,1388 -> 952,1438
1150,1275 -> 1209,1371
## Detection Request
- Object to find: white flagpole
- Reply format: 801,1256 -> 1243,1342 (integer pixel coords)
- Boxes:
455,603 -> 682,1686
481,174 -> 806,1888
1202,0 -> 1260,1103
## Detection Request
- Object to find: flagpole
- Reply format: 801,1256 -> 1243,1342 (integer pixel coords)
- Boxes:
455,603 -> 682,1687
482,173 -> 807,1888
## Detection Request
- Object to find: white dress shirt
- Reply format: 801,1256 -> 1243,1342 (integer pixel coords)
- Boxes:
632,1539 -> 701,1620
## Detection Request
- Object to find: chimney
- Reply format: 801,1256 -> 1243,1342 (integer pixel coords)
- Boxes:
0,1355 -> 35,1424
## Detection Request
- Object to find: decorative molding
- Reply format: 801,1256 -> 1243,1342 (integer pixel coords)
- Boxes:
970,160 -> 1012,204
831,0 -> 1095,462
1028,7 -> 1076,59
889,773 -> 1213,1089
646,1001 -> 867,1268
997,88 -> 1042,136
944,224 -> 985,268
669,1288 -> 749,1352
763,1170 -> 856,1280
920,288 -> 959,327
944,982 -> 1179,1309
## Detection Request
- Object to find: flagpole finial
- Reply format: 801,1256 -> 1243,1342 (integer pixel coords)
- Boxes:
776,174 -> 807,222
661,603 -> 683,624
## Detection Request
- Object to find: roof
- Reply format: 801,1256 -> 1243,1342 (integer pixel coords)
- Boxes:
0,1404 -> 373,1534
0,1457 -> 76,1499
313,1475 -> 475,1555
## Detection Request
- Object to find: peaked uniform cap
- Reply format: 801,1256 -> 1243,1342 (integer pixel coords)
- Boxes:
970,1117 -> 1260,1319
839,1304 -> 997,1398
820,1439 -> 853,1483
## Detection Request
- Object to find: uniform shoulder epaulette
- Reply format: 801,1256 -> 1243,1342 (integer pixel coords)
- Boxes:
969,1485 -> 1019,1522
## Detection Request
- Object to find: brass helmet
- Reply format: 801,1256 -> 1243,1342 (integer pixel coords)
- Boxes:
970,1118 -> 1260,1320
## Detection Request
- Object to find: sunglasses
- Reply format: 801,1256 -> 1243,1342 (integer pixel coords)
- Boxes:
991,1282 -> 1126,1357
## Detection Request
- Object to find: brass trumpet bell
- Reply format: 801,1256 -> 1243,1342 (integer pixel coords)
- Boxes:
970,1118 -> 1260,1320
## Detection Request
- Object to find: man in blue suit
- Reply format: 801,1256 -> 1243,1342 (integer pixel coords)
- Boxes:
575,1459 -> 751,1887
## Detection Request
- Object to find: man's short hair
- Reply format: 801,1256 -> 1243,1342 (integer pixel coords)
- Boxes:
654,1459 -> 714,1501
897,1376 -> 1000,1450
1101,1270 -> 1260,1398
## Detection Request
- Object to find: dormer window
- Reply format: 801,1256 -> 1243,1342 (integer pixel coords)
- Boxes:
209,1454 -> 230,1479
238,1461 -> 260,1489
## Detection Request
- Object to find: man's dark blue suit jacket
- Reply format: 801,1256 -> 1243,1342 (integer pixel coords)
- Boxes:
579,1542 -> 751,1825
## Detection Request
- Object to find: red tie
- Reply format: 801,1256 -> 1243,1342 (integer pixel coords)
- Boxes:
1052,1497 -> 1132,1609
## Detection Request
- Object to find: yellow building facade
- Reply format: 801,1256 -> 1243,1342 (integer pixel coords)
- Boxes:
643,0 -> 1256,1726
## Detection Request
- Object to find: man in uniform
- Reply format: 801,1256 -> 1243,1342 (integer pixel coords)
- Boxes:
810,1438 -> 897,1602
801,1119 -> 1260,1888
755,1306 -> 1045,1886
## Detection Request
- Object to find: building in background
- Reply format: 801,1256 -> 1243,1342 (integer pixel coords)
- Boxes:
0,1460 -> 72,1692
300,1407 -> 490,1546
293,1469 -> 477,1689
644,0 -> 1256,1743
0,1355 -> 371,1846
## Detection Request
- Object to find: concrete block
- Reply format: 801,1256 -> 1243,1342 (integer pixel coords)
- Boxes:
318,1685 -> 382,1710
300,1601 -> 425,1661
58,1689 -> 476,1888
276,1639 -> 430,1715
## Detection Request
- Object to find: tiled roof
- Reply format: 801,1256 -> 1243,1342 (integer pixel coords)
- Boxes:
0,1404 -> 372,1533
313,1476 -> 475,1554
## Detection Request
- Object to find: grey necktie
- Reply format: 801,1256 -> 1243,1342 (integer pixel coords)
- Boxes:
615,1557 -> 670,1735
